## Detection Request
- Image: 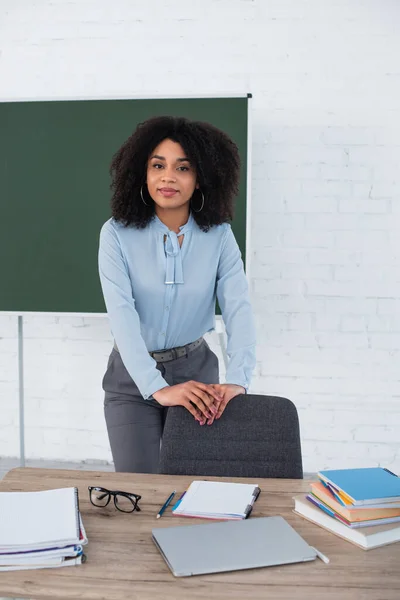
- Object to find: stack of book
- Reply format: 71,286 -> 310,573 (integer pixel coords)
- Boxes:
0,487 -> 88,570
294,467 -> 400,549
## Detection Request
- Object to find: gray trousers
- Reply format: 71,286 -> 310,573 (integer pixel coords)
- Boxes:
102,339 -> 219,474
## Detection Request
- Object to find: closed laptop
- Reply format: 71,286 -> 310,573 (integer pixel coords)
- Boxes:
152,515 -> 317,577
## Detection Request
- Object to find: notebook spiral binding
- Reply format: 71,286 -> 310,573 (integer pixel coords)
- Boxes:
244,487 -> 261,518
73,487 -> 80,539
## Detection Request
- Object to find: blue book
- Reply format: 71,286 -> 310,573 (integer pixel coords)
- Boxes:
318,468 -> 400,506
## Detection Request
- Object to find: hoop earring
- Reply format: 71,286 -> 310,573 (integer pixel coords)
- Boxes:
140,184 -> 150,206
191,189 -> 205,213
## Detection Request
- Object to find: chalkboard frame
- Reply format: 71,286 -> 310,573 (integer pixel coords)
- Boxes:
0,94 -> 252,316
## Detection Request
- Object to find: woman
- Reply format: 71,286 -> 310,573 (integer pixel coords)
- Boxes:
99,116 -> 256,473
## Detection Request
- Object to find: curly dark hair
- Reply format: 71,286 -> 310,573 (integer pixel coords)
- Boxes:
109,116 -> 240,231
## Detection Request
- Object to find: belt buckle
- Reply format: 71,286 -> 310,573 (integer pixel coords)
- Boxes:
170,347 -> 178,360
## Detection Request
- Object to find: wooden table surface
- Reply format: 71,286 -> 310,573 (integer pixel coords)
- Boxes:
0,467 -> 399,600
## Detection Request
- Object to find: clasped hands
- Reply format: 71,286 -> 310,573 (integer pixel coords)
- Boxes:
152,381 -> 245,425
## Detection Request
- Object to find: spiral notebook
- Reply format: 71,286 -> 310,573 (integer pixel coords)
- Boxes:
0,487 -> 82,552
172,480 -> 261,520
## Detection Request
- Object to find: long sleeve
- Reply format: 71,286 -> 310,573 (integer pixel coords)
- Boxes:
98,222 -> 169,399
216,225 -> 256,390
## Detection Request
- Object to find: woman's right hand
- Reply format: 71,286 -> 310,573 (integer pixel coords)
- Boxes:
152,381 -> 223,424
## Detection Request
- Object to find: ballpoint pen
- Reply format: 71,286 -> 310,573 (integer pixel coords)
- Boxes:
172,491 -> 186,511
156,490 -> 176,519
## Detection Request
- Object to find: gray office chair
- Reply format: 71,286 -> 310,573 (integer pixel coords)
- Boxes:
159,394 -> 303,478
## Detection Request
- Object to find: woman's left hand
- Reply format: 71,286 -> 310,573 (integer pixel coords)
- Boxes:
205,384 -> 245,425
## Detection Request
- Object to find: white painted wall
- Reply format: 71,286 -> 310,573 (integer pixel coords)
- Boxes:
1,0 -> 400,473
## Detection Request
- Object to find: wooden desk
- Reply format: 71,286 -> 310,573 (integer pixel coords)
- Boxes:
0,468 -> 399,600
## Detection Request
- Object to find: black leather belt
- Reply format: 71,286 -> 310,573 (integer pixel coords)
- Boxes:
113,337 -> 204,363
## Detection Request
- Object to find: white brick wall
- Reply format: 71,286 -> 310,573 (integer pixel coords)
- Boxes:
1,0 -> 400,473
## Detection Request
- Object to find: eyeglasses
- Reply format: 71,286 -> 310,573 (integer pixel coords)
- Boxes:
88,486 -> 141,513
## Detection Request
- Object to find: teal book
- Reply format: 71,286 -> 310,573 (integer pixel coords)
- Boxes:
318,468 -> 400,506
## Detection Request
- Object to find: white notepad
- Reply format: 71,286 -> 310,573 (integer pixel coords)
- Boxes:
0,487 -> 81,552
172,480 -> 260,520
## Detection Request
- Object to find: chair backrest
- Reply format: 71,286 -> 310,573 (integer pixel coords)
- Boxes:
159,394 -> 303,478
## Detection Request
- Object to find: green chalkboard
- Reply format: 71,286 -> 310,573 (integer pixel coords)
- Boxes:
0,97 -> 249,313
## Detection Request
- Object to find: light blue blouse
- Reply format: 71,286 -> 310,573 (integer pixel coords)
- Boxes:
98,213 -> 256,400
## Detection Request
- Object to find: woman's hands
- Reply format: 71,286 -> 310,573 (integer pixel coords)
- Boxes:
152,381 -> 223,423
205,384 -> 245,425
153,382 -> 245,425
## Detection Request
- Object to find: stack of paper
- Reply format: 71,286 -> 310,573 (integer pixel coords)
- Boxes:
0,487 -> 88,570
172,480 -> 260,520
293,467 -> 400,549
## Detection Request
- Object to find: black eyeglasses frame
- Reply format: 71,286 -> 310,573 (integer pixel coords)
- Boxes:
88,486 -> 142,513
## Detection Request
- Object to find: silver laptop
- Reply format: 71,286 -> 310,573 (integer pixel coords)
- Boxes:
152,516 -> 317,577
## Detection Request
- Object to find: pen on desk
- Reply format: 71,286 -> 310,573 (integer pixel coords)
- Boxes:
311,546 -> 330,564
172,491 -> 186,510
156,490 -> 176,519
